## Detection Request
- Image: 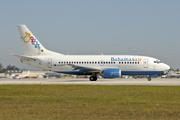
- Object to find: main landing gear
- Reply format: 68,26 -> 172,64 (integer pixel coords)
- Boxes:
89,76 -> 97,81
147,77 -> 151,81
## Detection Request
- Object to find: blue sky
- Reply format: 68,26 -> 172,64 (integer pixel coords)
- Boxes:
0,0 -> 180,70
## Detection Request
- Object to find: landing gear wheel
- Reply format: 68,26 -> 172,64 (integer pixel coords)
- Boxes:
90,76 -> 94,81
94,76 -> 97,81
89,76 -> 97,81
147,77 -> 151,81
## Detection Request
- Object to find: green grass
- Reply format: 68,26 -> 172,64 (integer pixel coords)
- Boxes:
0,85 -> 180,120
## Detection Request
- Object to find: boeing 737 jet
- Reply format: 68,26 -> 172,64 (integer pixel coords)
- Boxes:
11,25 -> 170,81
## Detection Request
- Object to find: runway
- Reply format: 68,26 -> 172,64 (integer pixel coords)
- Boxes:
0,78 -> 180,85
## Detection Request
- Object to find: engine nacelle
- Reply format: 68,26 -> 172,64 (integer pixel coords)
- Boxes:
102,68 -> 121,78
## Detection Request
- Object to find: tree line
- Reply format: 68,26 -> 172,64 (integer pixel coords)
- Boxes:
0,63 -> 20,73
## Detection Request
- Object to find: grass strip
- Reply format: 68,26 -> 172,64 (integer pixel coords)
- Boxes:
0,85 -> 180,120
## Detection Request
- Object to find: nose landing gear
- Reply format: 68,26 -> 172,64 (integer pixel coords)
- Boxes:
147,77 -> 151,81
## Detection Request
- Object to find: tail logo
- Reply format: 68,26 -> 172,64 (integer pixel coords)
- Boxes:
23,32 -> 31,43
22,32 -> 43,55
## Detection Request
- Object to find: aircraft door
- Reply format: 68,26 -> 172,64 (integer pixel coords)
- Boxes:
47,58 -> 52,68
143,59 -> 148,68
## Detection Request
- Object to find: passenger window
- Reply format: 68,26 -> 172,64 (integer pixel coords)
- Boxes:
127,62 -> 129,64
79,62 -> 81,64
124,62 -> 126,64
122,62 -> 123,64
92,62 -> 94,64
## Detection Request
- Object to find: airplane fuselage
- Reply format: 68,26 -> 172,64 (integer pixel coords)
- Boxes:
21,55 -> 169,76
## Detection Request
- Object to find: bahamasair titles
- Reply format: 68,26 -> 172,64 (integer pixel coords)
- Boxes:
11,25 -> 170,81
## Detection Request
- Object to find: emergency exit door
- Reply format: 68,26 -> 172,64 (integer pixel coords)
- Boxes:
47,58 -> 52,68
143,59 -> 148,68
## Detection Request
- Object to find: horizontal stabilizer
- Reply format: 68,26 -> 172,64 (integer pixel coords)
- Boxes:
10,54 -> 37,60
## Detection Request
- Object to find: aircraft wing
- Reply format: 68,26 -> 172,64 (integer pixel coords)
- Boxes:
67,64 -> 102,72
67,64 -> 118,73
10,54 -> 37,60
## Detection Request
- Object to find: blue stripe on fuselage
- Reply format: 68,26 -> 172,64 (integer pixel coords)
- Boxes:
121,71 -> 164,75
55,71 -> 164,75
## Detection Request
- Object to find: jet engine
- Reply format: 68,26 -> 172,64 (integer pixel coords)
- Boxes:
101,68 -> 121,78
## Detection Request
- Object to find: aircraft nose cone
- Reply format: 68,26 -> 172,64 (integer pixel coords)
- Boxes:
164,64 -> 170,71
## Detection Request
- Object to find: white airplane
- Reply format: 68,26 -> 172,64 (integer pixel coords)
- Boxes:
0,75 -> 8,79
14,71 -> 30,79
167,71 -> 180,78
11,25 -> 170,81
0,74 -> 16,79
43,72 -> 61,78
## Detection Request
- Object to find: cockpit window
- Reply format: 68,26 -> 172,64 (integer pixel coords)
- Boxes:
157,61 -> 161,63
154,60 -> 161,64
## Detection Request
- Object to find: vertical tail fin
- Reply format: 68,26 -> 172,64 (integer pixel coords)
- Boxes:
17,25 -> 63,56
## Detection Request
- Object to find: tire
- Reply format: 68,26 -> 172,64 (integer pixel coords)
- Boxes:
89,76 -> 97,81
89,76 -> 94,81
93,76 -> 97,81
